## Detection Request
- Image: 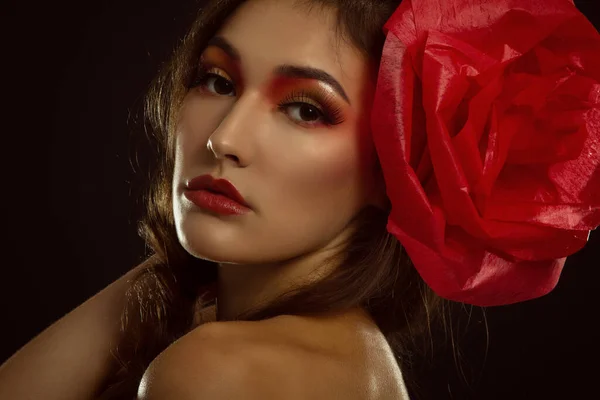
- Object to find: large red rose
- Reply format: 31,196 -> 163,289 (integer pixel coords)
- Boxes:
371,0 -> 600,306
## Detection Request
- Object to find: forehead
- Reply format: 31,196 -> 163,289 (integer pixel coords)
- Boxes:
213,0 -> 370,93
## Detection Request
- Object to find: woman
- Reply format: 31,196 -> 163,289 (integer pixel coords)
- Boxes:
1,0 -> 599,399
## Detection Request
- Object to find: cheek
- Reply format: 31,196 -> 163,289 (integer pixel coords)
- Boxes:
311,130 -> 374,184
313,146 -> 360,183
277,135 -> 369,208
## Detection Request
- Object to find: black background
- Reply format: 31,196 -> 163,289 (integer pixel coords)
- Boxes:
2,0 -> 599,399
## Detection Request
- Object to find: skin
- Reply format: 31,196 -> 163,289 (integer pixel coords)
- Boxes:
172,0 -> 387,322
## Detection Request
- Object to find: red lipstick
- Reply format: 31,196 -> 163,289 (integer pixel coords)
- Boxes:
184,175 -> 251,216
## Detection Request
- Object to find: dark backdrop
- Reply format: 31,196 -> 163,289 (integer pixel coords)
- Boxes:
2,1 -> 599,399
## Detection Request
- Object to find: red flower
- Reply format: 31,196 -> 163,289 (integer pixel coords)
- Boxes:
372,0 -> 600,306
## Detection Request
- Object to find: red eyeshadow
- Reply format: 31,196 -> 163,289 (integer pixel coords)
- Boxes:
267,76 -> 311,100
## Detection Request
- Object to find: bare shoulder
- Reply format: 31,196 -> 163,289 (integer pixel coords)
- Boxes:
137,319 -> 347,399
138,312 -> 410,399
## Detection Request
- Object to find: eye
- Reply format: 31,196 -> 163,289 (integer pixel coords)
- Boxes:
204,74 -> 236,96
278,89 -> 345,127
190,67 -> 236,97
281,103 -> 326,125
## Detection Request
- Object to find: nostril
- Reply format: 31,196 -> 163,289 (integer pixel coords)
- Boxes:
226,154 -> 239,163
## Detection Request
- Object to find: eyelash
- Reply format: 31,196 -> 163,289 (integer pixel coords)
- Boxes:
189,65 -> 345,127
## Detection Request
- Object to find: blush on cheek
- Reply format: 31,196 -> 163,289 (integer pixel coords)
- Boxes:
300,144 -> 364,196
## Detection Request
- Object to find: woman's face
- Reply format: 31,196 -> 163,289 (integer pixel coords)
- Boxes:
172,0 -> 386,265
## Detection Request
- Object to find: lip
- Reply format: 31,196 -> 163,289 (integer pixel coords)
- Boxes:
184,174 -> 251,216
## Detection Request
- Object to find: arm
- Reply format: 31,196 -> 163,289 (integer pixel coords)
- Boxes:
0,258 -> 154,400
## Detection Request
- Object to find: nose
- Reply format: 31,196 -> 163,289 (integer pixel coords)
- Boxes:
206,95 -> 260,168
207,140 -> 240,165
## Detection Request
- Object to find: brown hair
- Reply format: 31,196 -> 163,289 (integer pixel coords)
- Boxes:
98,0 -> 458,398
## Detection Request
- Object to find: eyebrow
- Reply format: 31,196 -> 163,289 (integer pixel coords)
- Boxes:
205,36 -> 351,105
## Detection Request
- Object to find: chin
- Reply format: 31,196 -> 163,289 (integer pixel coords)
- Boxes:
175,223 -> 272,265
173,205 -> 249,263
175,225 -> 314,267
176,229 -> 238,263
